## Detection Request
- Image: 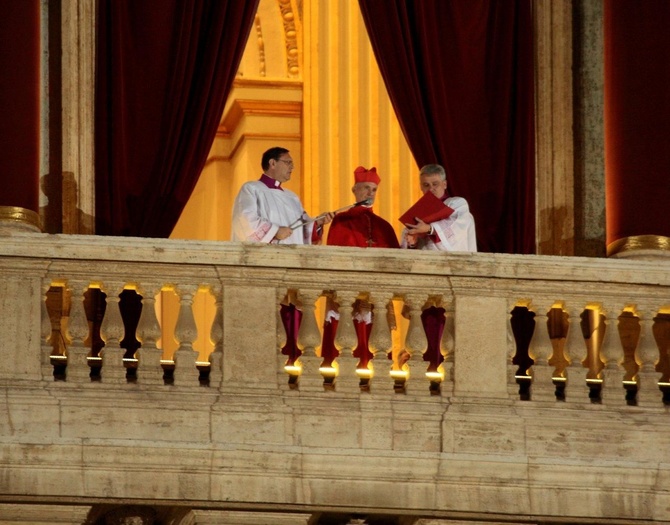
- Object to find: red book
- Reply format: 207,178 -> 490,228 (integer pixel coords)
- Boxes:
399,191 -> 454,225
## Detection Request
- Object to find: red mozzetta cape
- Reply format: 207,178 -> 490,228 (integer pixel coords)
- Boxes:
327,206 -> 399,248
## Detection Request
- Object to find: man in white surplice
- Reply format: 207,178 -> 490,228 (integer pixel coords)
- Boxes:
231,146 -> 333,244
401,163 -> 477,252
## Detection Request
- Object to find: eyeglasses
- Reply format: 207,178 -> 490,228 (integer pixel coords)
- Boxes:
277,159 -> 294,167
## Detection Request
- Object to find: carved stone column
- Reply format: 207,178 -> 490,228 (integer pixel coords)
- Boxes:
403,293 -> 428,394
296,288 -> 324,390
600,302 -> 625,405
100,282 -> 127,384
41,282 -> 55,380
440,299 -> 455,389
136,283 -> 164,386
565,303 -> 588,402
368,291 -> 394,390
334,290 -> 360,391
208,284 -> 223,389
64,281 -> 91,383
636,307 -> 661,407
528,299 -> 555,401
173,284 -> 199,386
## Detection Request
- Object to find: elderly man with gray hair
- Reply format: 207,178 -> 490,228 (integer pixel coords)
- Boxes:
402,164 -> 477,252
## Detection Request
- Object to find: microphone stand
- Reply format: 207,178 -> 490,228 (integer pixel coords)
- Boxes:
289,199 -> 372,230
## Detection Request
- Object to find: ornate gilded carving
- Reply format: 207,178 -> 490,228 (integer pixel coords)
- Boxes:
253,14 -> 266,77
277,0 -> 300,78
0,205 -> 41,231
608,235 -> 670,257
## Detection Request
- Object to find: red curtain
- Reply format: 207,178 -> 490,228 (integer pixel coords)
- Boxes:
604,0 -> 670,247
0,0 -> 39,212
95,0 -> 259,237
358,0 -> 535,253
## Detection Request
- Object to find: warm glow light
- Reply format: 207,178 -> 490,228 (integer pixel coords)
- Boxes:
160,359 -> 175,365
50,355 -> 67,360
195,361 -> 211,367
319,366 -> 337,377
552,377 -> 567,382
356,368 -> 372,379
623,380 -> 638,385
390,370 -> 408,379
425,371 -> 443,381
586,378 -> 603,384
284,364 -> 302,375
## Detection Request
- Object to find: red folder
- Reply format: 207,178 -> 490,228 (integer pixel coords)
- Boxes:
399,191 -> 454,225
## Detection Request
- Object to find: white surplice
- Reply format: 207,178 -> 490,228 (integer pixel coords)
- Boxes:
401,196 -> 477,252
231,181 -> 315,244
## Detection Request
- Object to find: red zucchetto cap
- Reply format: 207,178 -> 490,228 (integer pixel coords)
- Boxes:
354,166 -> 381,185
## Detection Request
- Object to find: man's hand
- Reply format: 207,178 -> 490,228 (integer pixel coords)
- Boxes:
274,226 -> 292,240
405,217 -> 432,235
316,211 -> 335,226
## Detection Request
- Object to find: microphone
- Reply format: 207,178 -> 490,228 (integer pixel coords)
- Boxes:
290,199 -> 373,230
352,198 -> 373,207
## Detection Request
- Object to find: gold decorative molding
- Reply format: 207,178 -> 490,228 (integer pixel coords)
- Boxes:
218,99 -> 302,136
608,235 -> 670,257
252,14 -> 266,77
278,0 -> 300,78
0,206 -> 41,231
232,78 -> 302,90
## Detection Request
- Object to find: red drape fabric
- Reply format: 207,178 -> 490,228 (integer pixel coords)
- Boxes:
358,0 -> 535,253
0,0 -> 40,212
95,0 -> 259,237
604,0 -> 670,246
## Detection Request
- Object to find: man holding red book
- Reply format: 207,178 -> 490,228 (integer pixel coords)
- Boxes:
401,164 -> 477,252
399,164 -> 477,378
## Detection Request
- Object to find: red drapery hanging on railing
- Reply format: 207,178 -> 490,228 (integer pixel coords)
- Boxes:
358,0 -> 535,253
95,0 -> 259,237
604,0 -> 670,251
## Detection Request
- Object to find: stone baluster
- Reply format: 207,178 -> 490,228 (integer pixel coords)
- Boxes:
296,288 -> 324,390
99,282 -> 127,384
173,284 -> 199,386
64,281 -> 91,383
334,290 -> 360,391
208,285 -> 223,389
636,306 -> 661,406
507,300 -> 521,398
403,293 -> 428,394
278,289 -> 303,385
276,289 -> 291,381
599,302 -> 625,405
528,299 -> 555,401
368,291 -> 394,390
135,283 -> 164,386
508,303 -> 534,400
40,282 -> 55,380
565,303 -> 588,402
547,304 -> 569,400
440,299 -> 455,388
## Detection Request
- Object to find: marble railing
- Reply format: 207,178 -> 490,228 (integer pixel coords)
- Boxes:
2,232 -> 670,409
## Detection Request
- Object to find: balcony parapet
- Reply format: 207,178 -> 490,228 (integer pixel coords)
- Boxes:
2,231 -> 670,403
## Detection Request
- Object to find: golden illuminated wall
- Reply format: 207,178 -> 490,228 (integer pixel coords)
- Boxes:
172,0 -> 418,243
301,1 -> 419,237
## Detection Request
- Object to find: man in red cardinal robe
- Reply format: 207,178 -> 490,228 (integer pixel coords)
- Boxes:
321,166 -> 399,375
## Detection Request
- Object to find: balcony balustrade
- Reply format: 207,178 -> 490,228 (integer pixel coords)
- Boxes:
1,232 -> 670,524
